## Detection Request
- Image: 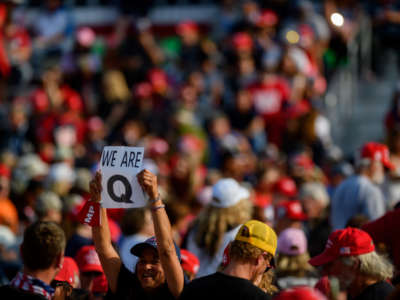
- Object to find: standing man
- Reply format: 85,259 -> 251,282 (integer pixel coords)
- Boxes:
0,221 -> 66,299
90,169 -> 184,299
331,142 -> 393,230
309,227 -> 394,300
180,220 -> 276,300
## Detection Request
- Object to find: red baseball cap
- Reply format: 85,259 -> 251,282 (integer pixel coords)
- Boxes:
274,177 -> 297,197
180,249 -> 200,275
275,200 -> 307,221
176,21 -> 198,35
361,142 -> 395,170
232,32 -> 253,50
92,274 -> 108,294
75,245 -> 103,274
274,287 -> 326,300
256,9 -> 278,27
309,227 -> 375,267
54,257 -> 80,287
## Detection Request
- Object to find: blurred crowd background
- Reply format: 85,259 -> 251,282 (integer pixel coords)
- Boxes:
1,0 -> 400,297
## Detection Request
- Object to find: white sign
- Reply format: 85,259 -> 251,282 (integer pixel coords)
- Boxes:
100,146 -> 147,208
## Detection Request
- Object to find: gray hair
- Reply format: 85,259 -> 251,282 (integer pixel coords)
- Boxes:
341,251 -> 394,281
35,191 -> 62,218
299,182 -> 329,208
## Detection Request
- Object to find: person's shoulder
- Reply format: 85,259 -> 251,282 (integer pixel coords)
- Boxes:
0,285 -> 48,299
355,280 -> 394,300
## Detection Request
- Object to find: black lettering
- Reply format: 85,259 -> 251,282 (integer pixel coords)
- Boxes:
107,175 -> 133,203
101,150 -> 113,166
135,151 -> 143,168
128,152 -> 136,168
120,151 -> 128,167
111,150 -> 117,166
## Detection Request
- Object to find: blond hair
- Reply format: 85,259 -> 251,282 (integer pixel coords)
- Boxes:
341,251 -> 394,281
259,270 -> 279,295
276,253 -> 315,278
195,199 -> 252,256
229,240 -> 264,261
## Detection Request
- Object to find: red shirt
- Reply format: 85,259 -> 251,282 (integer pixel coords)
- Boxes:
247,76 -> 290,119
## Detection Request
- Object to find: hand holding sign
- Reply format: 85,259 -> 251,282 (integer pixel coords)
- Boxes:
137,169 -> 158,201
90,171 -> 102,203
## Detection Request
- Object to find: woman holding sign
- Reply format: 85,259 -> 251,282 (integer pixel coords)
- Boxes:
90,169 -> 184,300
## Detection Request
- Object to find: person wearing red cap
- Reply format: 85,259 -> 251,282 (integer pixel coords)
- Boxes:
90,169 -> 184,300
52,257 -> 79,300
309,227 -> 394,300
180,249 -> 200,281
75,245 -> 104,292
331,142 -> 393,230
274,200 -> 307,235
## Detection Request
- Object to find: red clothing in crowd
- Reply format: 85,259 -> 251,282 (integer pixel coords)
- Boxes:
362,209 -> 400,273
247,75 -> 290,145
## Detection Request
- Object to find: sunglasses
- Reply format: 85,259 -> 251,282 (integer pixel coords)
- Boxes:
51,280 -> 72,291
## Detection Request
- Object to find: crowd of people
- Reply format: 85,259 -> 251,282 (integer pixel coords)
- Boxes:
0,0 -> 400,299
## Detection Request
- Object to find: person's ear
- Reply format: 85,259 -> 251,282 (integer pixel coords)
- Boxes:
55,253 -> 64,269
255,254 -> 265,267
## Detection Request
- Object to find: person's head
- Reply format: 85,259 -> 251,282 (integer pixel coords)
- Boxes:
274,200 -> 307,235
35,191 -> 63,223
273,177 -> 297,202
309,228 -> 394,291
180,249 -> 200,281
230,220 -> 277,282
131,236 -> 181,291
120,207 -> 154,237
176,21 -> 199,46
195,178 -> 252,256
21,221 -> 66,275
52,257 -> 80,300
357,142 -> 394,184
276,228 -> 314,278
299,182 -> 329,219
75,246 -> 103,291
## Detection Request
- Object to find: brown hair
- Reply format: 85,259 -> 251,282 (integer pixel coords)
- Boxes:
195,199 -> 252,256
21,221 -> 66,271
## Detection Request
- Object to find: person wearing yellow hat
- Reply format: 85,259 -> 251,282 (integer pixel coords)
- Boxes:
180,220 -> 277,300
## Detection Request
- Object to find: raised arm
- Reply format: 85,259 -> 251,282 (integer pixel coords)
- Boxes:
137,169 -> 184,299
90,172 -> 121,293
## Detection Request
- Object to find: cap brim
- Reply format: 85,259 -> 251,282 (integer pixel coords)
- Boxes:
130,242 -> 157,257
308,250 -> 336,267
383,161 -> 396,170
81,265 -> 103,274
290,213 -> 308,221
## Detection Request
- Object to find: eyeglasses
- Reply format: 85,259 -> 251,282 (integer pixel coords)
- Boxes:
51,280 -> 73,291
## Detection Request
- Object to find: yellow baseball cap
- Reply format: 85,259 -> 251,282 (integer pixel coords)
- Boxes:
235,220 -> 278,256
